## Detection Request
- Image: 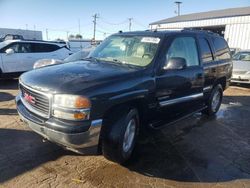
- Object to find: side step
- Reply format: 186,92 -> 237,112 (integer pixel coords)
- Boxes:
149,106 -> 207,130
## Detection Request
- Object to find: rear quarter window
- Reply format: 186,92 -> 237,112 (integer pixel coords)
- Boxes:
212,37 -> 231,60
31,43 -> 60,53
198,38 -> 213,63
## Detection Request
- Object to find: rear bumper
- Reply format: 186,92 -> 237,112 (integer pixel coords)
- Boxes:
16,95 -> 102,153
231,74 -> 250,84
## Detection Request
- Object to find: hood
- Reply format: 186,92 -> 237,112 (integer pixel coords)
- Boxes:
233,60 -> 250,71
20,60 -> 141,94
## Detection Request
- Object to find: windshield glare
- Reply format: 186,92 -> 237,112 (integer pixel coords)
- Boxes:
233,52 -> 250,61
89,35 -> 160,67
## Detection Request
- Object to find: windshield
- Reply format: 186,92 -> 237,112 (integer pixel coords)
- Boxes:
233,52 -> 250,61
89,35 -> 161,67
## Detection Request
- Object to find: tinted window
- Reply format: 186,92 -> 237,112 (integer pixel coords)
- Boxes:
31,43 -> 60,53
166,37 -> 199,67
199,38 -> 213,63
1,42 -> 32,53
213,37 -> 231,60
233,52 -> 250,61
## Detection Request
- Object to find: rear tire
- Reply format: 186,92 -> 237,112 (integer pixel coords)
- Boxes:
202,84 -> 223,116
101,107 -> 139,164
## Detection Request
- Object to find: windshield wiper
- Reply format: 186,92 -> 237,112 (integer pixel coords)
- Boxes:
82,56 -> 99,62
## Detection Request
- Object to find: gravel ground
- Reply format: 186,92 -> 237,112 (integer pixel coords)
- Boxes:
0,79 -> 250,188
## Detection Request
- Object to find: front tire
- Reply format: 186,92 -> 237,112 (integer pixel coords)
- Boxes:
202,84 -> 223,116
101,107 -> 139,164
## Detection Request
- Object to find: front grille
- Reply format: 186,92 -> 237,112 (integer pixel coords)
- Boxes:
233,70 -> 247,75
20,83 -> 50,117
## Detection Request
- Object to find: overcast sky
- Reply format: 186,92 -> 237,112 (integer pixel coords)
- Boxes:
0,0 -> 249,40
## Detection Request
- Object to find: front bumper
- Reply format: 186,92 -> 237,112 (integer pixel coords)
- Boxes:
231,74 -> 250,84
16,95 -> 102,153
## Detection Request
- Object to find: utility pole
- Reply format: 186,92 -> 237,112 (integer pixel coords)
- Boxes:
175,1 -> 182,16
66,31 -> 69,40
78,19 -> 81,35
128,18 -> 133,31
93,13 -> 99,41
33,25 -> 36,39
46,28 -> 48,40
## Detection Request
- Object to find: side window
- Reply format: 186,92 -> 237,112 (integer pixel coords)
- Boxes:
198,38 -> 213,63
6,43 -> 19,53
1,43 -> 32,53
166,37 -> 199,67
31,43 -> 60,53
18,43 -> 32,53
213,37 -> 231,60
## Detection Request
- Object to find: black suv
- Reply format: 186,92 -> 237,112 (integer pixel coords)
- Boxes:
16,30 -> 232,164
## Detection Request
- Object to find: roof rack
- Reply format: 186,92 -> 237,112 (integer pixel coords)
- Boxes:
182,28 -> 221,36
147,27 -> 221,36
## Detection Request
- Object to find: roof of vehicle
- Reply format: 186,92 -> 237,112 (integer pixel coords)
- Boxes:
114,29 -> 222,38
0,39 -> 66,49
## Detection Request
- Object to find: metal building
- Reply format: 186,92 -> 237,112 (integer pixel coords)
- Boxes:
0,28 -> 43,40
149,7 -> 250,50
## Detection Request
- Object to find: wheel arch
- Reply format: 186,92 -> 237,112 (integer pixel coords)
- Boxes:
214,76 -> 226,90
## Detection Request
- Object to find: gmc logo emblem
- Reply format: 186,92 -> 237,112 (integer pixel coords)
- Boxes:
24,92 -> 36,104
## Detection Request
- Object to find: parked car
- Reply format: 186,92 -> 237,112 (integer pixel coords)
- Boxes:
33,46 -> 95,69
231,50 -> 250,84
0,40 -> 72,78
16,30 -> 232,164
230,47 -> 241,56
0,34 -> 24,42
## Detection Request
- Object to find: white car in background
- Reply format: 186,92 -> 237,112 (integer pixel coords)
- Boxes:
33,45 -> 96,69
0,40 -> 72,78
231,50 -> 250,84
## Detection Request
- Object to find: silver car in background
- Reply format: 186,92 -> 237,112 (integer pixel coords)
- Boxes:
231,50 -> 250,84
33,46 -> 95,69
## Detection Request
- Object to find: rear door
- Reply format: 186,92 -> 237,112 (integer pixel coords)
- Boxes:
211,37 -> 232,87
155,34 -> 204,121
22,42 -> 62,71
197,36 -> 217,94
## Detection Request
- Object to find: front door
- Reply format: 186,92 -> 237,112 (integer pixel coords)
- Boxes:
0,42 -> 33,73
155,35 -> 204,122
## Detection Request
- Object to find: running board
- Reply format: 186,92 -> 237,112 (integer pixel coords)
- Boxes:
149,106 -> 207,130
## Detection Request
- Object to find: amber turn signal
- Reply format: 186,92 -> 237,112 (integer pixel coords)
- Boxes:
75,97 -> 91,108
74,112 -> 87,120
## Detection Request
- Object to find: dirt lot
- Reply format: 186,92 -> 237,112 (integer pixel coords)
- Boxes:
0,79 -> 250,188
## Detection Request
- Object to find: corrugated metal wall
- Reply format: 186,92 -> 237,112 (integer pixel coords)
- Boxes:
150,15 -> 250,50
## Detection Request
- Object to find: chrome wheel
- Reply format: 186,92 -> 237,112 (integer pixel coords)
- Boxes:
123,118 -> 136,153
211,90 -> 221,112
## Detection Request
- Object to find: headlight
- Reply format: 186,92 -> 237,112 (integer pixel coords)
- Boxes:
52,95 -> 91,121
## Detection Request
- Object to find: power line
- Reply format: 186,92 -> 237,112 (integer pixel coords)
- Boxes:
99,18 -> 128,26
133,19 -> 147,28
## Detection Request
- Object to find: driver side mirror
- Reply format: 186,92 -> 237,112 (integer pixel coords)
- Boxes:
163,57 -> 187,70
5,48 -> 14,55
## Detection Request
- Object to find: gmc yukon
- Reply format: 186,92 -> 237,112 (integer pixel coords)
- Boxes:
16,30 -> 232,164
